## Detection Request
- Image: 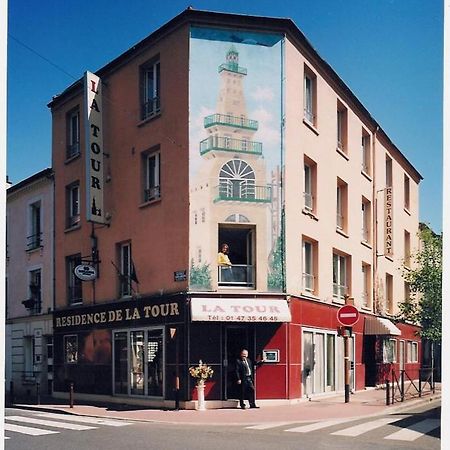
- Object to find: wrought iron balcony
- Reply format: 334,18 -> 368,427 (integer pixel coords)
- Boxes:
141,96 -> 160,120
26,233 -> 42,251
218,62 -> 247,75
218,264 -> 254,288
144,186 -> 161,202
204,114 -> 258,131
200,136 -> 262,156
214,183 -> 272,203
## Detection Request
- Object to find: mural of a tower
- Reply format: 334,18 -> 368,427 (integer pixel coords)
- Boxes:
189,43 -> 281,292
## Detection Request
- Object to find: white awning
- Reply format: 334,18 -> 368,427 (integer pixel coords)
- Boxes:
364,316 -> 401,336
190,298 -> 291,323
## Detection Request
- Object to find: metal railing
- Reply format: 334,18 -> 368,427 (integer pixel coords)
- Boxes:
200,136 -> 262,156
304,108 -> 315,124
66,142 -> 80,159
218,264 -> 254,288
27,233 -> 42,251
218,62 -> 247,75
304,192 -> 314,211
144,186 -> 161,202
361,228 -> 370,243
214,183 -> 272,203
336,213 -> 344,230
204,113 -> 258,131
302,273 -> 314,292
142,96 -> 161,120
333,283 -> 347,300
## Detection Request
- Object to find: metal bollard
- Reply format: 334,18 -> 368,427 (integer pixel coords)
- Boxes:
401,370 -> 404,402
69,382 -> 74,408
385,379 -> 390,405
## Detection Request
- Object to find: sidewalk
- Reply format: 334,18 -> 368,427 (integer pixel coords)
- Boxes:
13,385 -> 441,426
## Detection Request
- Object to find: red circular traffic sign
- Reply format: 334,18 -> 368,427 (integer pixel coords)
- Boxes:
337,304 -> 360,327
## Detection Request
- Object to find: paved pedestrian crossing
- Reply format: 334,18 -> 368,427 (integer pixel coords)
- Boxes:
4,411 -> 133,441
245,414 -> 440,442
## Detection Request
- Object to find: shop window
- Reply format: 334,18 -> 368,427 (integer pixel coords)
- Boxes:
141,58 -> 160,120
66,182 -> 80,228
64,335 -> 78,364
383,338 -> 397,363
27,200 -> 42,250
361,130 -> 371,175
142,150 -> 161,202
66,107 -> 80,159
407,341 -> 418,363
66,254 -> 82,304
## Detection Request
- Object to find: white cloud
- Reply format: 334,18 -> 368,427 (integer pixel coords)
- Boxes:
251,86 -> 275,102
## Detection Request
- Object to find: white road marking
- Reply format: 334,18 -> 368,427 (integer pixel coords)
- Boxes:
285,418 -> 356,433
4,423 -> 59,436
384,418 -> 440,441
246,422 -> 294,430
33,412 -> 133,427
331,416 -> 408,437
7,416 -> 97,431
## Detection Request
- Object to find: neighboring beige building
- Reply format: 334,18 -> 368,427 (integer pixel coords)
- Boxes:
6,168 -> 54,399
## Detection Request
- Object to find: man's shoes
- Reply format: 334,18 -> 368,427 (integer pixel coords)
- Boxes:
240,405 -> 247,409
250,405 -> 260,409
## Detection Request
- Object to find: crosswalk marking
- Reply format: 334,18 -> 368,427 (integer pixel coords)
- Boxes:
4,423 -> 59,436
246,422 -> 294,430
33,412 -> 133,427
7,416 -> 97,431
385,419 -> 440,441
285,418 -> 356,433
331,416 -> 407,437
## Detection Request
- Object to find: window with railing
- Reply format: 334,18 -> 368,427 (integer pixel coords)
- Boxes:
141,59 -> 160,120
304,158 -> 317,214
66,108 -> 80,159
337,102 -> 348,153
304,65 -> 317,126
336,179 -> 348,232
119,242 -> 132,297
362,197 -> 371,243
386,273 -> 394,314
28,201 -> 42,251
66,182 -> 80,228
143,150 -> 161,202
333,252 -> 349,301
29,269 -> 42,314
361,263 -> 371,308
67,254 -> 82,304
404,230 -> 411,267
302,239 -> 317,294
404,174 -> 410,210
361,131 -> 371,175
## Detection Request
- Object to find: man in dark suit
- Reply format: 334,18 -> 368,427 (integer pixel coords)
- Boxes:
235,349 -> 265,409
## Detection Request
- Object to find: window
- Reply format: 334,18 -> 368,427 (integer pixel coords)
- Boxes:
28,201 -> 42,250
404,281 -> 411,302
119,242 -> 132,297
219,159 -> 256,200
404,230 -> 411,267
29,269 -> 42,314
304,156 -> 317,213
386,273 -> 393,314
336,102 -> 348,153
64,335 -> 78,364
304,65 -> 317,125
143,151 -> 161,202
302,238 -> 317,294
361,263 -> 371,308
333,252 -> 349,301
66,182 -> 80,228
361,130 -> 371,175
404,174 -> 410,210
66,108 -> 80,159
407,341 -> 418,363
67,254 -> 82,304
386,155 -> 393,187
383,338 -> 397,363
336,178 -> 348,232
141,59 -> 160,120
361,197 -> 371,243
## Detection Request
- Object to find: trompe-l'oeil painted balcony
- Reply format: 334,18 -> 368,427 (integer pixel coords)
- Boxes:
214,182 -> 272,203
200,136 -> 262,156
204,114 -> 258,131
218,62 -> 247,75
218,265 -> 255,288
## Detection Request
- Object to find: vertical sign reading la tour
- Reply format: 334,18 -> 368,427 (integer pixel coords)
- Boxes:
84,71 -> 105,224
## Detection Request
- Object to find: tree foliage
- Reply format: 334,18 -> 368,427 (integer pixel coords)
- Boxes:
399,226 -> 442,341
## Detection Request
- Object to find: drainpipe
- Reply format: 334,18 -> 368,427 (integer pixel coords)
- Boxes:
372,126 -> 379,314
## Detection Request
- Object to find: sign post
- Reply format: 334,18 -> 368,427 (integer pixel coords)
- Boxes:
337,304 -> 360,403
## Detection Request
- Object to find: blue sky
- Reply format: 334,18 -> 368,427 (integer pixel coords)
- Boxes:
7,0 -> 443,232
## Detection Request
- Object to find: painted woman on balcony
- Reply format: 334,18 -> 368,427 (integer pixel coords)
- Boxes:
218,243 -> 233,282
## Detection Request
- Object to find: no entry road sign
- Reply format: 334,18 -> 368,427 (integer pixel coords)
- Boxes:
337,304 -> 360,327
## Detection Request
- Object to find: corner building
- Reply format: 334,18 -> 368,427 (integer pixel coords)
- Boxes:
50,9 -> 422,408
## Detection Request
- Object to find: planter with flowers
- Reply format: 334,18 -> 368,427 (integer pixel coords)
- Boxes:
189,360 -> 214,410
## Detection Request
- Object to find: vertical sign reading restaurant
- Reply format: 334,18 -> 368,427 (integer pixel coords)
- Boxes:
385,187 -> 393,257
84,71 -> 105,224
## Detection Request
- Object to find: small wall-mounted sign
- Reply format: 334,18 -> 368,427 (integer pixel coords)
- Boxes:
263,349 -> 280,363
74,264 -> 97,281
174,270 -> 187,282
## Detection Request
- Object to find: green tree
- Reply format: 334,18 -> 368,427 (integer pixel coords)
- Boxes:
399,225 -> 442,341
267,235 -> 285,291
189,260 -> 212,290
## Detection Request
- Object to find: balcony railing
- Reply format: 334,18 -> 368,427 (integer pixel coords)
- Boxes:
142,96 -> 160,120
304,108 -> 315,124
304,192 -> 314,211
214,184 -> 272,203
218,264 -> 254,288
200,136 -> 262,156
66,142 -> 80,160
333,283 -> 347,301
144,186 -> 161,202
218,62 -> 247,75
27,233 -> 42,251
204,114 -> 258,131
336,213 -> 344,230
303,273 -> 315,292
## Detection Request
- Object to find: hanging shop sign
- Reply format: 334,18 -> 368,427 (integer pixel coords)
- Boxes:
384,187 -> 393,257
84,71 -> 105,224
74,264 -> 97,281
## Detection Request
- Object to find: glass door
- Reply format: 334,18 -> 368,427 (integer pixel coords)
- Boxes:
130,330 -> 145,395
114,332 -> 128,394
147,329 -> 163,397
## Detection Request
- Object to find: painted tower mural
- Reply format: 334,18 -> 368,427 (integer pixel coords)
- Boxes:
189,28 -> 284,292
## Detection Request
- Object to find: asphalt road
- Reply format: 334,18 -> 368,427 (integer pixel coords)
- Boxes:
5,402 -> 441,450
